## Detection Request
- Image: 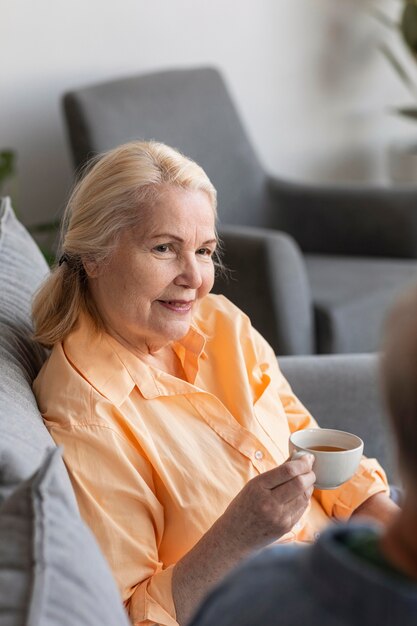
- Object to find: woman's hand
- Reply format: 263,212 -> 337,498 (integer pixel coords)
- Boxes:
172,455 -> 315,625
221,454 -> 316,552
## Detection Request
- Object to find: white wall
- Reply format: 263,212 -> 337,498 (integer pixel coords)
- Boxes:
1,0 -> 416,225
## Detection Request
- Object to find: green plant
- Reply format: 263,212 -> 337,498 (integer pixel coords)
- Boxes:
372,0 -> 417,120
0,147 -> 60,265
29,219 -> 61,267
0,149 -> 15,192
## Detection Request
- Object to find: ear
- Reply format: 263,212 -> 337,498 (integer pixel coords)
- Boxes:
82,257 -> 100,278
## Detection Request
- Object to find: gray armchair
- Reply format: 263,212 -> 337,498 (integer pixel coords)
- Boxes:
215,225 -> 314,356
62,66 -> 417,356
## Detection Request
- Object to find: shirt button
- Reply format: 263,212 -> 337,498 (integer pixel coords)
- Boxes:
314,532 -> 321,540
254,450 -> 264,460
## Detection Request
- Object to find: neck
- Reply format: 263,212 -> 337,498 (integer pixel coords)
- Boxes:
140,346 -> 186,380
103,325 -> 186,380
380,498 -> 417,580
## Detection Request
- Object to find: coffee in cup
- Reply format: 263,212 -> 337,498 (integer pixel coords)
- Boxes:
289,428 -> 364,490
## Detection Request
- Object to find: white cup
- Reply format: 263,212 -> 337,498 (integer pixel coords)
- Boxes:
289,428 -> 364,490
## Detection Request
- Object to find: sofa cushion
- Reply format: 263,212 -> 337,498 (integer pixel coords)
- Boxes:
0,197 -> 72,500
279,353 -> 397,482
0,447 -> 131,626
306,254 -> 417,354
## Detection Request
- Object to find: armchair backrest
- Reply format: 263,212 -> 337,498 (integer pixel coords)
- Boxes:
63,66 -> 271,228
280,353 -> 397,483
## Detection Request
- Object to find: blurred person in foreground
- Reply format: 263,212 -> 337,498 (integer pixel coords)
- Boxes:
188,283 -> 417,626
32,141 -> 396,626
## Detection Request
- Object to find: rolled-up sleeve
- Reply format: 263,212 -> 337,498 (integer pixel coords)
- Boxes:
127,566 -> 176,626
314,457 -> 389,520
45,420 -> 178,626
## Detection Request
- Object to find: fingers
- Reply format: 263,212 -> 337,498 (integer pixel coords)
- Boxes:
260,454 -> 315,491
301,483 -> 315,502
282,487 -> 315,529
270,468 -> 316,505
255,477 -> 315,540
222,456 -> 316,550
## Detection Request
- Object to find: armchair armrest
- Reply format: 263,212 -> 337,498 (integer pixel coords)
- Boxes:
268,176 -> 417,258
214,224 -> 314,356
279,353 -> 397,484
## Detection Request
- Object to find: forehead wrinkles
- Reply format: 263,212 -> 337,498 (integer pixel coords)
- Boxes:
133,195 -> 216,242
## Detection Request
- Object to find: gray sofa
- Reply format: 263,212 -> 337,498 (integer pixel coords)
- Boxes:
0,197 -> 397,624
0,198 -> 130,626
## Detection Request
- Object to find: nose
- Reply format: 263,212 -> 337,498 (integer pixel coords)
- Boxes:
174,254 -> 203,289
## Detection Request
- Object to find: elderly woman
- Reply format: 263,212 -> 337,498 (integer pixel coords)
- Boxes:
32,141 -> 397,626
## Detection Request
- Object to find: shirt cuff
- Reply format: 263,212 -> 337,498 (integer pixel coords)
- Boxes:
127,565 -> 178,626
313,456 -> 390,521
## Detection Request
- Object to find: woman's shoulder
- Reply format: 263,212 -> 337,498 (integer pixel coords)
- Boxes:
33,341 -> 89,410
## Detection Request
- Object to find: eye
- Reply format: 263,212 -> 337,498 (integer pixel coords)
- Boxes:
153,244 -> 171,254
197,247 -> 214,257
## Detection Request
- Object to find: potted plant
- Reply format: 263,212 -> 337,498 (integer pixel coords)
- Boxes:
372,1 -> 417,182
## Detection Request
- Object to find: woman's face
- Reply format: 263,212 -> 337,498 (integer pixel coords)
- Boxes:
86,186 -> 217,355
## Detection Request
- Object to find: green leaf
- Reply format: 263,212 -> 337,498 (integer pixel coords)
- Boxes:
0,150 -> 16,186
401,3 -> 417,54
28,220 -> 61,234
395,106 -> 417,120
39,247 -> 57,267
378,42 -> 417,96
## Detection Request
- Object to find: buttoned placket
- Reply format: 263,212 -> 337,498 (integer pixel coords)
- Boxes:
183,391 -> 283,473
100,322 -> 286,472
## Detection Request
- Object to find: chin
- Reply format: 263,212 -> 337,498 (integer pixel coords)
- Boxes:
159,322 -> 191,344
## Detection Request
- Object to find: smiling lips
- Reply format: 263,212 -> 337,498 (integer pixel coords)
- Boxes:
158,300 -> 194,313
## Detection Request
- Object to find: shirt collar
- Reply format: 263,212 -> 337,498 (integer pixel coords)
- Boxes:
63,312 -> 206,407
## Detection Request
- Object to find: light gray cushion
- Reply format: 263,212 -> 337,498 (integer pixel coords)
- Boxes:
0,447 -> 130,626
306,254 -> 417,354
280,353 -> 398,483
0,197 -> 72,501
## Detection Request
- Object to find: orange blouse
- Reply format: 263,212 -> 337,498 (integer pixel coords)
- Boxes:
33,294 -> 388,626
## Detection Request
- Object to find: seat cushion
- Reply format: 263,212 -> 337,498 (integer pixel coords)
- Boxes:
0,197 -> 72,501
306,254 -> 417,354
0,447 -> 130,626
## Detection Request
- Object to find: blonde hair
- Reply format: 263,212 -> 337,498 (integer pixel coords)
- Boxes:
381,281 -> 417,479
32,140 -> 217,347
